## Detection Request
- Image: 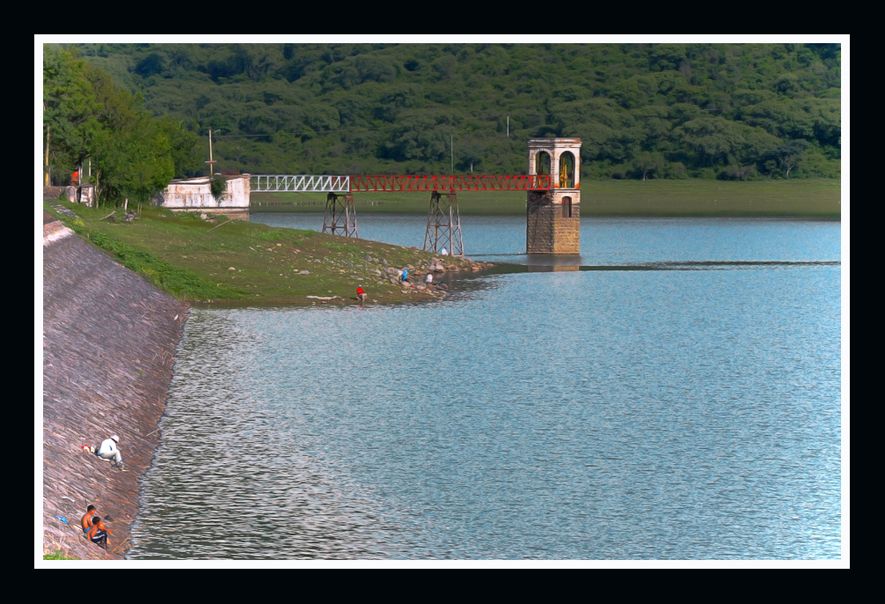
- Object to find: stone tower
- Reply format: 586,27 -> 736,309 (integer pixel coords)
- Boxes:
526,138 -> 582,254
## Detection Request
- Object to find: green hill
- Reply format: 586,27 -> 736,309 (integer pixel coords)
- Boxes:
65,42 -> 841,180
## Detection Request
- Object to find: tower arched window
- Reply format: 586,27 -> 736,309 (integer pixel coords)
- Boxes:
536,151 -> 551,175
559,152 -> 575,188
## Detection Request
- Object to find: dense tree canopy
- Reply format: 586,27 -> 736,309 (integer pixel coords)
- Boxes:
43,46 -> 202,205
63,42 -> 841,180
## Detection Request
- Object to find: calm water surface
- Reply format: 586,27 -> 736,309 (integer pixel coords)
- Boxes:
128,216 -> 841,560
252,213 -> 840,265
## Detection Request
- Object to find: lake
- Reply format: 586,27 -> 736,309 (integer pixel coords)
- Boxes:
128,214 -> 842,560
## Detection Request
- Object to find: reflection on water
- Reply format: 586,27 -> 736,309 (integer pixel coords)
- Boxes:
526,254 -> 582,272
130,217 -> 841,560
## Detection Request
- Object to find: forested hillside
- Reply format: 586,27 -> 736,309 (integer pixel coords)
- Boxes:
66,42 -> 841,180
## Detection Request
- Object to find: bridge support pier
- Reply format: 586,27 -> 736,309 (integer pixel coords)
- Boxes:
423,191 -> 464,256
526,190 -> 580,254
322,192 -> 359,238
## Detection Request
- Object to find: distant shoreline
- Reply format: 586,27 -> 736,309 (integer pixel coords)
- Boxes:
251,178 -> 840,219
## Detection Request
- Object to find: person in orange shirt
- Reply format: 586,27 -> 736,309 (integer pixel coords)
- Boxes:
86,515 -> 112,550
80,504 -> 97,535
71,168 -> 80,187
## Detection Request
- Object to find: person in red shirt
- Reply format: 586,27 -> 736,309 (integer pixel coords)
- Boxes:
86,515 -> 112,550
71,168 -> 80,187
356,286 -> 367,305
80,504 -> 97,535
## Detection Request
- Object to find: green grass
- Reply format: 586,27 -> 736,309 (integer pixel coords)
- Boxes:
45,201 -> 479,308
252,178 -> 840,218
43,549 -> 76,560
585,179 -> 840,217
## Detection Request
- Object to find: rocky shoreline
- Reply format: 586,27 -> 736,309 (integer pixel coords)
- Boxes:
370,255 -> 493,302
42,215 -> 188,560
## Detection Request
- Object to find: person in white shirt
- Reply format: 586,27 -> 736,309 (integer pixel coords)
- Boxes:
425,273 -> 433,285
95,434 -> 123,468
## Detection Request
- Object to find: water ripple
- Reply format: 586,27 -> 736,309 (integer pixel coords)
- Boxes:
129,221 -> 841,560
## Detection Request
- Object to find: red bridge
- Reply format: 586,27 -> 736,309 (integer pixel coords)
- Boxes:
349,174 -> 556,192
249,173 -> 562,256
250,173 -> 558,194
248,137 -> 584,257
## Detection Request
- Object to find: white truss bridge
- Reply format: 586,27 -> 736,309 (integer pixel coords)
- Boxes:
251,174 -> 350,193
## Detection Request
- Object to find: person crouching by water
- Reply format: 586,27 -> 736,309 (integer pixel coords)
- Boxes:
425,273 -> 433,286
95,434 -> 124,469
81,504 -> 97,535
86,516 -> 112,550
356,285 -> 367,306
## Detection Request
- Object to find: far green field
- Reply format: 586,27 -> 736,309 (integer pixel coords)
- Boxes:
252,179 -> 840,218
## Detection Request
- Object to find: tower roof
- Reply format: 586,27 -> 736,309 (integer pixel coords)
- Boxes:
527,137 -> 582,148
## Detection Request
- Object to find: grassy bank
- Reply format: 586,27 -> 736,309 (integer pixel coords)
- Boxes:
44,201 -> 485,308
43,549 -> 76,560
252,178 -> 840,218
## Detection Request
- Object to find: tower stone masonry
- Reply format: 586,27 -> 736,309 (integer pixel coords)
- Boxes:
526,138 -> 582,254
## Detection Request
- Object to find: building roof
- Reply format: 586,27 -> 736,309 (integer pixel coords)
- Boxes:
169,173 -> 250,185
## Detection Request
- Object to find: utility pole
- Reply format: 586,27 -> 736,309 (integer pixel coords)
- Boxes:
450,134 -> 454,174
44,126 -> 50,187
206,128 -> 217,177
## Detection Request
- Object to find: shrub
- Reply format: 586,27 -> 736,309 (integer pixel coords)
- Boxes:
210,176 -> 226,200
717,164 -> 758,181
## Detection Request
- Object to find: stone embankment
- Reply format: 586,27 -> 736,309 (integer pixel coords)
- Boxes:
42,212 -> 188,560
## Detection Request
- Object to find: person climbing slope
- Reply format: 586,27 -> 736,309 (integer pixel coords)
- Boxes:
95,434 -> 124,469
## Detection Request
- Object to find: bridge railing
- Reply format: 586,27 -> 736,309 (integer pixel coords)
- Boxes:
251,173 -> 557,193
350,174 -> 553,192
251,174 -> 350,193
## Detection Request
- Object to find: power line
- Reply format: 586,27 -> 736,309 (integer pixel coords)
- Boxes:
212,124 -> 518,139
215,133 -> 277,139
215,130 -> 386,139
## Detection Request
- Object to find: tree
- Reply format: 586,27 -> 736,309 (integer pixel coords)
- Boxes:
133,53 -> 165,78
634,152 -> 665,180
92,116 -> 174,205
675,117 -> 780,169
44,46 -> 199,204
769,140 -> 809,178
61,42 -> 842,179
158,117 -> 204,177
210,175 -> 227,200
43,46 -> 101,184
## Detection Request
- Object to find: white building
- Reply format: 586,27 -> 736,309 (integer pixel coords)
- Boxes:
159,174 -> 250,219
